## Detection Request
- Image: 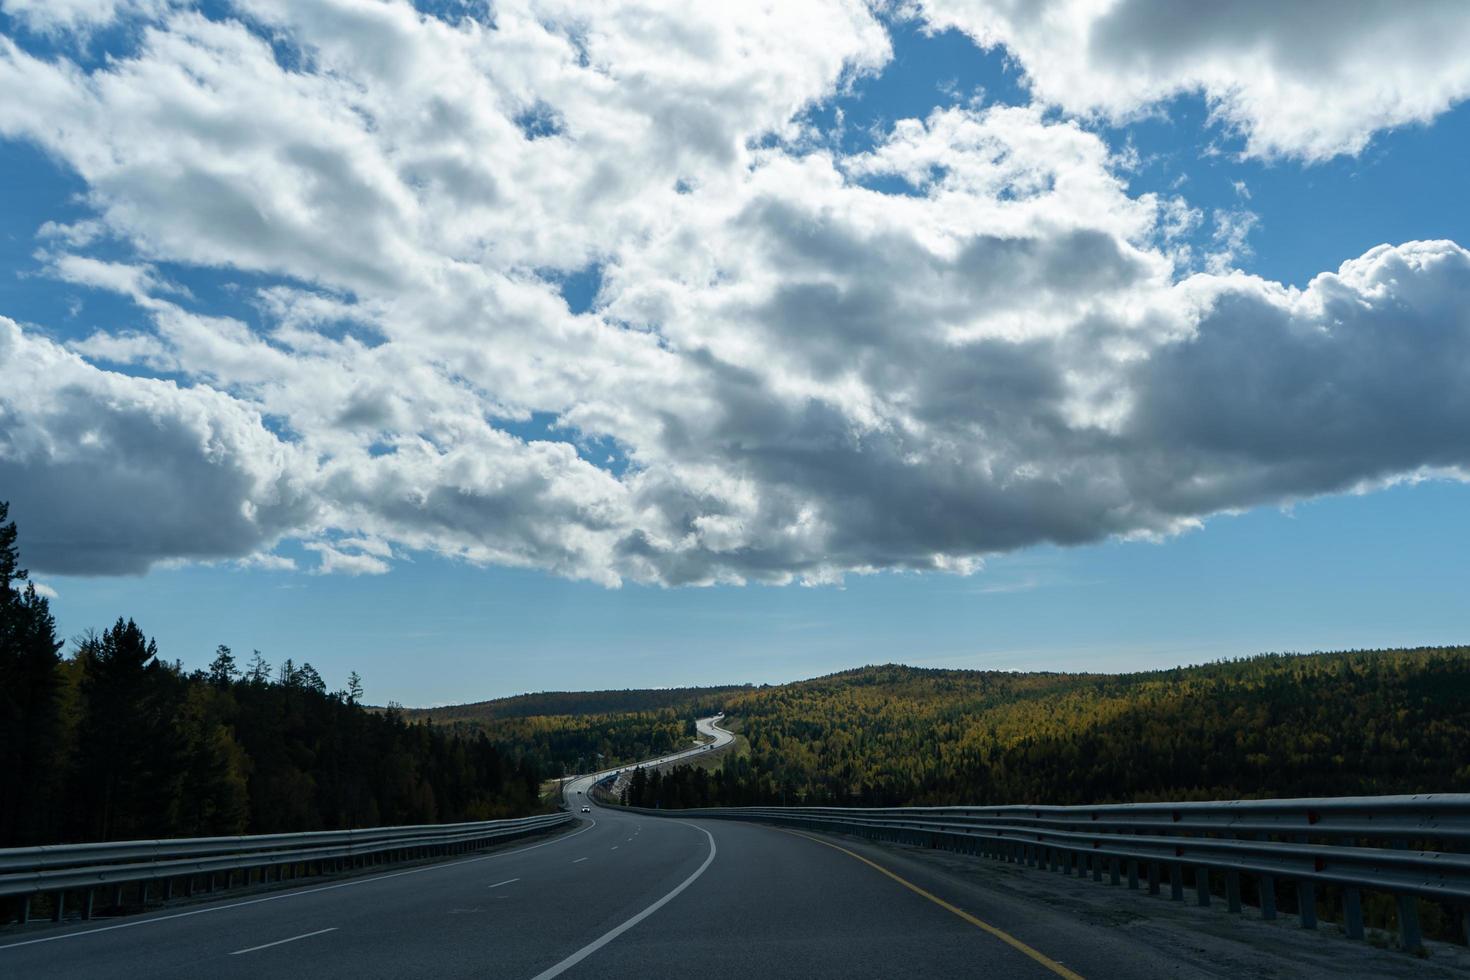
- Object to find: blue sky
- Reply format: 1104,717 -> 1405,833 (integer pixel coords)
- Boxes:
3,2 -> 1469,704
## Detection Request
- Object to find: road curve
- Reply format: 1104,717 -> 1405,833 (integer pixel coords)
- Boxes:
0,716 -> 1237,978
574,713 -> 735,806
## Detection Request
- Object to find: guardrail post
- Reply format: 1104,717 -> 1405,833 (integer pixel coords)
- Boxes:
112,884 -> 124,906
81,889 -> 93,920
1092,855 -> 1102,882
18,896 -> 29,924
1127,859 -> 1139,890
1259,874 -> 1276,920
1342,887 -> 1363,940
52,891 -> 64,922
1383,838 -> 1424,953
1396,894 -> 1422,953
1109,858 -> 1120,886
1195,867 -> 1210,907
1170,863 -> 1184,902
1298,882 -> 1317,930
1148,861 -> 1160,895
1225,871 -> 1240,914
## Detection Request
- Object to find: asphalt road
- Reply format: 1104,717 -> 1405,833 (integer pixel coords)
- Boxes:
0,717 -> 1261,978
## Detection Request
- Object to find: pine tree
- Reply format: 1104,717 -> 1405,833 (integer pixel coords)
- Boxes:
70,619 -> 184,840
208,644 -> 239,686
0,502 -> 64,845
245,649 -> 271,684
297,661 -> 326,695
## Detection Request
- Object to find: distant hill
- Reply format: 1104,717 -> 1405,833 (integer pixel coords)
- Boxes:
409,647 -> 1470,806
404,684 -> 752,723
626,647 -> 1470,809
400,684 -> 757,776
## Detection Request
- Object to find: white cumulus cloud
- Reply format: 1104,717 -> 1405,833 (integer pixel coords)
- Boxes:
913,0 -> 1470,160
0,2 -> 1468,586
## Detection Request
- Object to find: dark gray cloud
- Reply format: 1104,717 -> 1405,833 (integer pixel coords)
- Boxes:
611,239 -> 1470,585
0,320 -> 315,574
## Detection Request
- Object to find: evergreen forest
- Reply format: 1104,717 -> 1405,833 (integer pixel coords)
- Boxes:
622,655 -> 1470,809
0,502 -> 544,848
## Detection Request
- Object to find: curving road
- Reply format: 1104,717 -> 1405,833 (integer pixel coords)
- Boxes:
0,717 -> 1285,978
587,713 -> 735,805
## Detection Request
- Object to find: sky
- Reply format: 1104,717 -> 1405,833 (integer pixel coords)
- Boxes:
1,1 -> 1469,705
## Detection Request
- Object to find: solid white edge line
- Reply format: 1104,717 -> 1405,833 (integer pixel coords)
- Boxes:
228,926 -> 337,956
0,818 -> 597,952
529,822 -> 716,980
487,878 -> 520,889
571,857 -> 588,863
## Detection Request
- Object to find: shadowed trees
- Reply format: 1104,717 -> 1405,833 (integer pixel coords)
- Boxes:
0,503 -> 544,847
0,501 -> 63,846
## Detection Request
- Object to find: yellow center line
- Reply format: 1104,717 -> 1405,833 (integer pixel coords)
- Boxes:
774,828 -> 1084,980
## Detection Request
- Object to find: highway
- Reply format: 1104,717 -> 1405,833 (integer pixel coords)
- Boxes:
0,716 -> 1401,978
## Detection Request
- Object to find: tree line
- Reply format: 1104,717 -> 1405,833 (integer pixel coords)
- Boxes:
407,685 -> 749,722
0,502 -> 543,848
424,709 -> 701,777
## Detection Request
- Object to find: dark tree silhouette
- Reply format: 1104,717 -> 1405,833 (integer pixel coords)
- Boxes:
0,501 -> 64,846
0,508 -> 546,848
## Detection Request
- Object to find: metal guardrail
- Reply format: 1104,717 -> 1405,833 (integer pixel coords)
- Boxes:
0,811 -> 573,926
621,794 -> 1470,954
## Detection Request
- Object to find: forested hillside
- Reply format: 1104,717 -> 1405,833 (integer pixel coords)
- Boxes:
407,685 -> 746,722
416,709 -> 699,776
0,503 -> 543,848
624,653 -> 1470,809
405,683 -> 747,775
